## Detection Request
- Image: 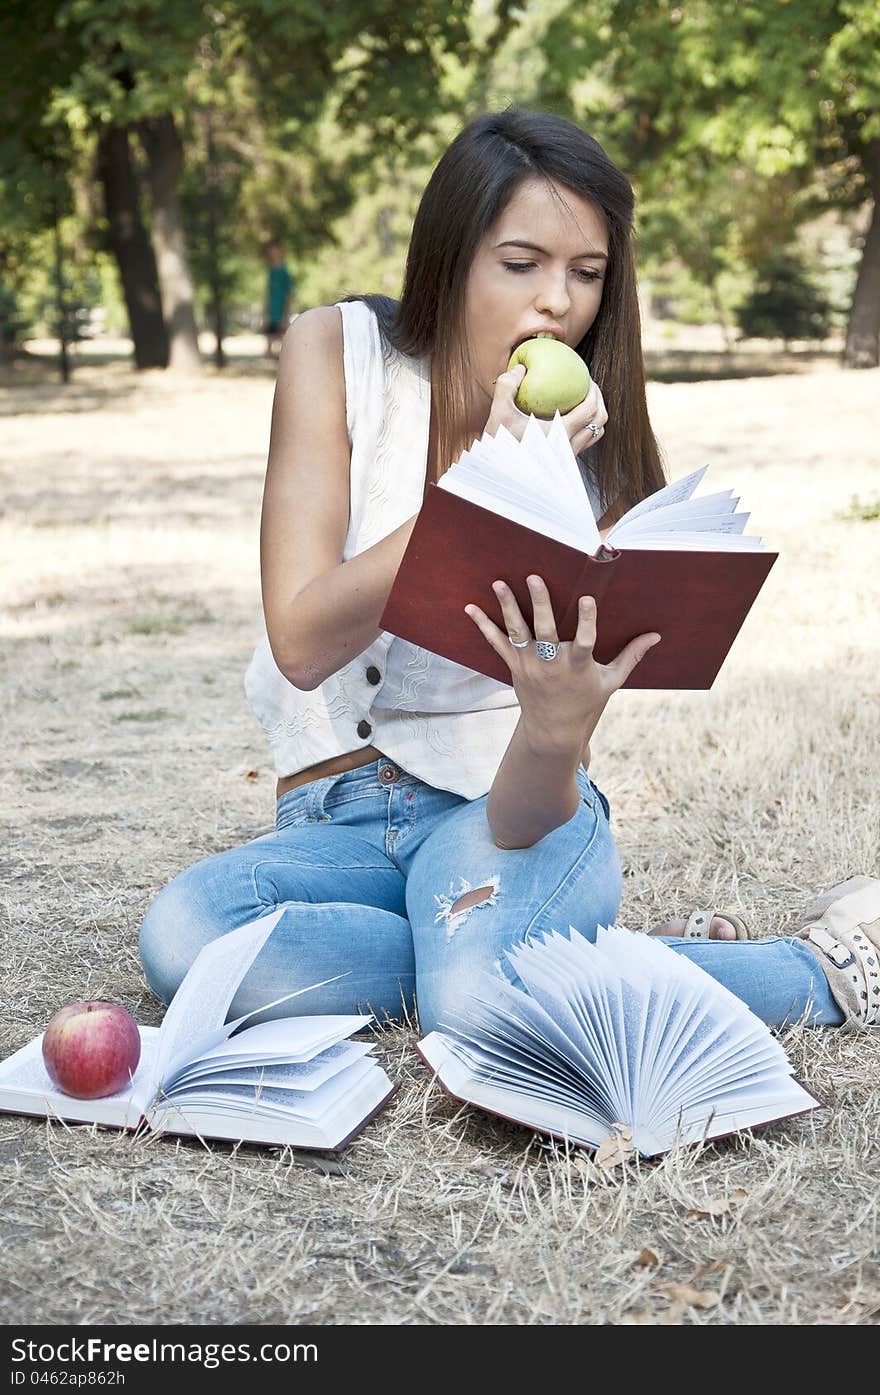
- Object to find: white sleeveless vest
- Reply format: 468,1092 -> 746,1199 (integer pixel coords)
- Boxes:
244,299 -> 521,799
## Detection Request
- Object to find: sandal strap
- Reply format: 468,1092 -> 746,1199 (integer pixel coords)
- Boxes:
683,910 -> 711,939
794,879 -> 880,1028
683,910 -> 750,940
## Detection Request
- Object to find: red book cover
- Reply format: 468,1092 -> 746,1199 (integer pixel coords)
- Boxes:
380,485 -> 777,689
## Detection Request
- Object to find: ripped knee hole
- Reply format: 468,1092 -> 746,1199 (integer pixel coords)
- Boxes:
451,885 -> 496,914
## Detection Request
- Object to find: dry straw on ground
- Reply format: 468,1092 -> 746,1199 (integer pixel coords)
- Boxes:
1,355 -> 878,1326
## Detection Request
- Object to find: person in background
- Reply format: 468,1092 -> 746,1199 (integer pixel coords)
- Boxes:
264,242 -> 294,357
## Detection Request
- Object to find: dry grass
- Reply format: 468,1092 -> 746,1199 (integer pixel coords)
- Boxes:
1,355 -> 879,1326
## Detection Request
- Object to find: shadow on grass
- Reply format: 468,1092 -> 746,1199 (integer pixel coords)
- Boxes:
0,347 -> 278,414
1,344 -> 847,410
645,347 -> 842,383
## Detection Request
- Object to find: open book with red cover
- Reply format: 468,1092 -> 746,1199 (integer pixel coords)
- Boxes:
380,416 -> 777,689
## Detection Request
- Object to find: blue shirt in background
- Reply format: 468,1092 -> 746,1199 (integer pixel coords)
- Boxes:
267,264 -> 294,326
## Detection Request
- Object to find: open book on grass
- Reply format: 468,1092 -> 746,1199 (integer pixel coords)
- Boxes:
417,925 -> 821,1158
0,909 -> 396,1152
380,415 -> 777,689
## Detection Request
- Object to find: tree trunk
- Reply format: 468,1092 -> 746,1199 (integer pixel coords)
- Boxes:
95,125 -> 168,369
53,212 -> 70,384
138,113 -> 202,374
205,115 -> 226,369
844,140 -> 880,369
707,274 -> 734,354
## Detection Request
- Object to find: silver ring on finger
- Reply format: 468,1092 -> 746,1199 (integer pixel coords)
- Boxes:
586,421 -> 602,439
535,640 -> 560,662
508,633 -> 531,649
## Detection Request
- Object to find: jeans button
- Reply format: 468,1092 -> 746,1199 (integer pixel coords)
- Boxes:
379,763 -> 398,784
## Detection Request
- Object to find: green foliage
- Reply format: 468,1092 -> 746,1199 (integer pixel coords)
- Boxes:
734,252 -> 831,343
529,0 -> 878,354
0,0 -> 495,350
837,494 -> 880,522
537,0 -> 880,181
3,0 -> 873,358
0,281 -> 29,346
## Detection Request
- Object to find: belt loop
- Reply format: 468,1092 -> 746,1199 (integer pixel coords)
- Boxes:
305,775 -> 336,822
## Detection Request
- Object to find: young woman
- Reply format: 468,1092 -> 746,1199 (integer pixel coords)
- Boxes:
139,108 -> 877,1037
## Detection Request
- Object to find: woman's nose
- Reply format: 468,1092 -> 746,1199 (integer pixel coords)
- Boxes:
534,270 -> 571,318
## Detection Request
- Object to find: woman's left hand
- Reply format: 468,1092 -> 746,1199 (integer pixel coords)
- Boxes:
560,375 -> 608,456
465,575 -> 660,757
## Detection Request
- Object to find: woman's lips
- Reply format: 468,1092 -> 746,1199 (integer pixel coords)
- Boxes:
509,330 -> 565,355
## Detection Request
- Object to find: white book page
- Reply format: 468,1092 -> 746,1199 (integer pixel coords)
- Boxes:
159,1056 -> 380,1123
608,465 -> 708,530
147,1060 -> 395,1151
165,1041 -> 373,1095
592,927 -> 800,1145
592,928 -> 714,1116
482,964 -> 619,1095
421,925 -> 811,1158
447,462 -> 576,532
167,1015 -> 373,1084
419,1033 -> 609,1149
490,952 -> 612,1083
652,1079 -> 820,1153
496,928 -> 656,1124
653,1029 -> 794,1128
438,416 -> 601,554
435,430 -> 766,558
609,488 -> 763,549
443,990 -> 603,1092
648,1010 -> 743,1122
470,419 -> 586,512
442,999 -> 615,1118
152,909 -> 347,1095
613,489 -> 736,535
444,975 -> 619,1115
654,1062 -> 795,1135
0,1027 -> 161,1126
622,512 -> 750,539
644,991 -> 725,1096
609,530 -> 765,552
504,938 -> 629,1119
440,468 -> 593,552
149,907 -> 287,1092
442,1042 -> 610,1116
682,1077 -> 818,1123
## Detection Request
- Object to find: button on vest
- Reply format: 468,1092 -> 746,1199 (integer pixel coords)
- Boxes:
366,666 -> 381,685
357,719 -> 372,738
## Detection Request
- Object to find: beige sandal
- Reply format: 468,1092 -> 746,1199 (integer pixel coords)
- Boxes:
681,909 -> 751,941
791,876 -> 880,1030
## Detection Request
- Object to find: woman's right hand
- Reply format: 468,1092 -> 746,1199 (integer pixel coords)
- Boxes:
485,363 -> 608,457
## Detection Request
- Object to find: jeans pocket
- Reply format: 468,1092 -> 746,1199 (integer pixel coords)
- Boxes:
275,789 -> 310,831
590,780 -> 611,822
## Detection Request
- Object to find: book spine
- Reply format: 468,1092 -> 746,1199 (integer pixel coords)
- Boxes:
558,550 -> 618,637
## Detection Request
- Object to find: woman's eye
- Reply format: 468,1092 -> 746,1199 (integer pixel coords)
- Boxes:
502,262 -> 602,282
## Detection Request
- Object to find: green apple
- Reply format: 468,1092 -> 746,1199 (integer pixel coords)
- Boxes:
507,333 -> 590,417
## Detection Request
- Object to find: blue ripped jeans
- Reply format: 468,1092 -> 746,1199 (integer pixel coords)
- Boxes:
138,759 -> 842,1035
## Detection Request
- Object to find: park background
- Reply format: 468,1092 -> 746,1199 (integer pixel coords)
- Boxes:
1,0 -> 879,1327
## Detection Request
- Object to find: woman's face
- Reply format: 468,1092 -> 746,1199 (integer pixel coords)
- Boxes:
462,177 -> 609,417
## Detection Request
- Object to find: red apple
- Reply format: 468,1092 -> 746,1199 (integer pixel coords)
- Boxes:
41,1001 -> 141,1099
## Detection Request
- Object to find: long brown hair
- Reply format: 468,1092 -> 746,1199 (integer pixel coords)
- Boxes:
342,106 -> 665,518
